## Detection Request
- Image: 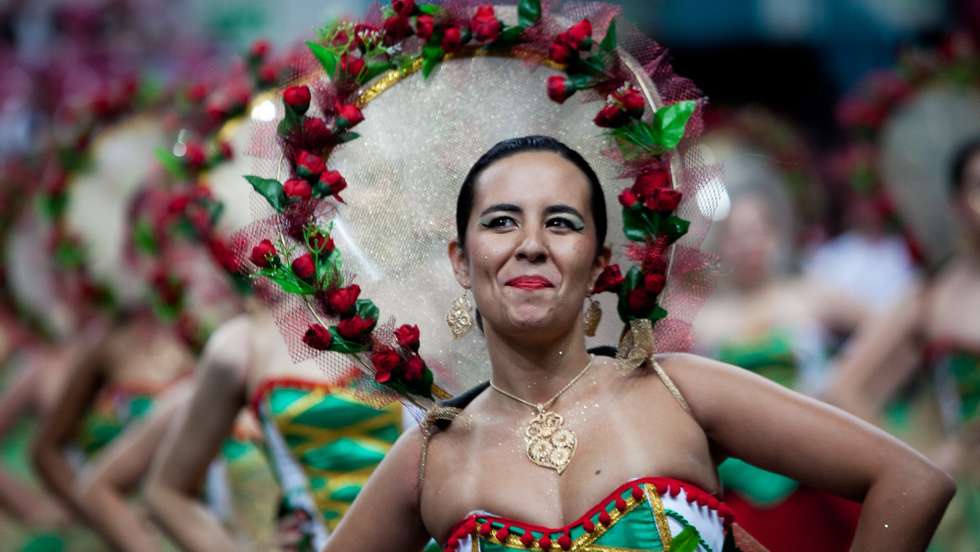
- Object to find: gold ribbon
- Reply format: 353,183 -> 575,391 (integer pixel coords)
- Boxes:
616,319 -> 657,372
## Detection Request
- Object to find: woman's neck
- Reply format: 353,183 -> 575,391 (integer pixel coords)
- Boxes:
483,325 -> 593,405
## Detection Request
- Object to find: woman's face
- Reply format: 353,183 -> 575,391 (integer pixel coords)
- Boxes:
955,150 -> 980,237
720,195 -> 780,287
449,151 -> 606,342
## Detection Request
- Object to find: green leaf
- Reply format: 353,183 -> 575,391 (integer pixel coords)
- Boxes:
648,304 -> 668,322
39,193 -> 67,220
616,265 -> 643,322
244,175 -> 286,213
662,215 -> 690,243
307,41 -> 338,80
495,25 -> 525,46
206,201 -> 224,227
422,45 -> 444,79
670,525 -> 701,552
256,265 -> 313,295
360,60 -> 393,84
154,147 -> 187,181
336,131 -> 361,144
569,54 -> 608,77
518,0 -> 542,28
652,100 -> 697,151
314,249 -> 341,287
354,299 -> 379,323
277,104 -> 302,137
622,207 -> 659,242
600,19 -> 617,52
418,3 -> 442,15
327,327 -> 370,353
133,219 -> 157,255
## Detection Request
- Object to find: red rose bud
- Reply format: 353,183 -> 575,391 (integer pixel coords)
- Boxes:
404,354 -> 425,382
303,323 -> 333,350
340,53 -> 365,78
291,253 -> 316,281
250,39 -> 270,60
337,314 -> 375,340
258,63 -> 278,85
307,231 -> 334,255
218,141 -> 234,160
393,0 -> 416,16
294,150 -> 325,179
627,288 -> 652,314
593,264 -> 625,293
471,5 -> 501,42
549,39 -> 574,64
167,194 -> 191,216
643,273 -> 666,294
594,103 -> 628,128
394,324 -> 421,351
546,75 -> 575,104
442,26 -> 463,52
632,171 -> 670,198
209,238 -> 241,273
371,346 -> 402,383
383,14 -> 413,42
283,85 -> 311,114
415,14 -> 435,40
616,87 -> 645,118
283,178 -> 312,201
184,142 -> 207,170
327,284 -> 360,314
652,188 -> 682,213
643,251 -> 668,275
206,104 -> 226,123
334,102 -> 364,129
319,170 -> 348,198
618,188 -> 638,208
302,117 -> 332,147
566,19 -> 593,50
187,83 -> 207,103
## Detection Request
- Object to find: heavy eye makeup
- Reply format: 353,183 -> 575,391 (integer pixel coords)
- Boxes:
477,204 -> 586,233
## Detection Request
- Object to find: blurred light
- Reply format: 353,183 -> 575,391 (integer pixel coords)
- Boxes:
697,176 -> 731,221
251,99 -> 277,122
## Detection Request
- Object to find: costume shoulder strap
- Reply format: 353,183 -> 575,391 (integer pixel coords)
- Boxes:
650,359 -> 692,415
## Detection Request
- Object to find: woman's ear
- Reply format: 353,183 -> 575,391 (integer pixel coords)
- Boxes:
590,245 -> 611,289
447,239 -> 471,289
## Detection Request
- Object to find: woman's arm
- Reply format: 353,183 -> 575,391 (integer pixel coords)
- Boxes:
74,380 -> 194,552
822,284 -> 925,417
142,318 -> 251,552
0,363 -> 67,524
666,353 -> 954,552
323,426 -> 430,551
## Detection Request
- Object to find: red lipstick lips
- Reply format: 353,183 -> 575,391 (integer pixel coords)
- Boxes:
505,275 -> 554,290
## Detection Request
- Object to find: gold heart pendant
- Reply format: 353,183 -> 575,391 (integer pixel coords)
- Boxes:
524,410 -> 576,474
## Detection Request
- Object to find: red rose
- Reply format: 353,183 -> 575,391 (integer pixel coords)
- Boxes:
206,103 -> 226,123
546,75 -> 575,104
283,85 -> 311,114
393,0 -> 416,16
383,14 -> 413,42
327,284 -> 360,315
294,150 -> 325,179
307,231 -> 334,255
303,323 -> 333,350
218,141 -> 234,160
442,26 -> 463,52
643,251 -> 668,275
291,253 -> 316,281
404,354 -> 425,382
340,53 -> 365,78
594,103 -> 628,128
615,87 -> 645,118
187,83 -> 207,103
643,273 -> 666,294
337,315 -> 375,340
549,40 -> 574,64
593,264 -> 625,294
319,170 -> 347,197
394,324 -> 421,351
618,188 -> 638,208
302,117 -> 332,148
283,178 -> 312,201
258,64 -> 278,85
334,103 -> 364,129
167,194 -> 191,216
208,238 -> 241,273
632,170 -> 670,198
415,14 -> 435,40
371,346 -> 402,383
627,288 -> 652,314
184,142 -> 206,170
250,240 -> 278,268
250,39 -> 270,60
471,5 -> 501,42
649,188 -> 682,213
565,19 -> 593,50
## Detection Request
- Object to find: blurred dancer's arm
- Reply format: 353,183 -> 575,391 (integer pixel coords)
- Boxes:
143,317 -> 250,552
667,353 -> 954,552
822,283 -> 925,418
73,380 -> 194,552
0,363 -> 67,524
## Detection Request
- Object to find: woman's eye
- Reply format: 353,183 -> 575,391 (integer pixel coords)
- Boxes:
482,215 -> 517,229
546,217 -> 584,231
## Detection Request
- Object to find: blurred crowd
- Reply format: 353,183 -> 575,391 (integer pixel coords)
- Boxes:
0,1 -> 979,551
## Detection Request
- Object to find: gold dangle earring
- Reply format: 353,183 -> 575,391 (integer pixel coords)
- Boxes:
447,291 -> 474,338
584,295 -> 602,337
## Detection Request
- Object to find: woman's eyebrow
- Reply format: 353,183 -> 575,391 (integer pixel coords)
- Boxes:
544,205 -> 585,219
479,203 -> 522,217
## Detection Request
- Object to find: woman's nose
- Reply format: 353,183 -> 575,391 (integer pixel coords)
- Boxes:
515,229 -> 548,263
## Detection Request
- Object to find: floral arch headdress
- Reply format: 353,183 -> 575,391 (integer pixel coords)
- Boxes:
237,0 -> 721,412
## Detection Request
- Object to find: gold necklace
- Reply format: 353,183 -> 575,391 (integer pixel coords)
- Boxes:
489,355 -> 595,475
